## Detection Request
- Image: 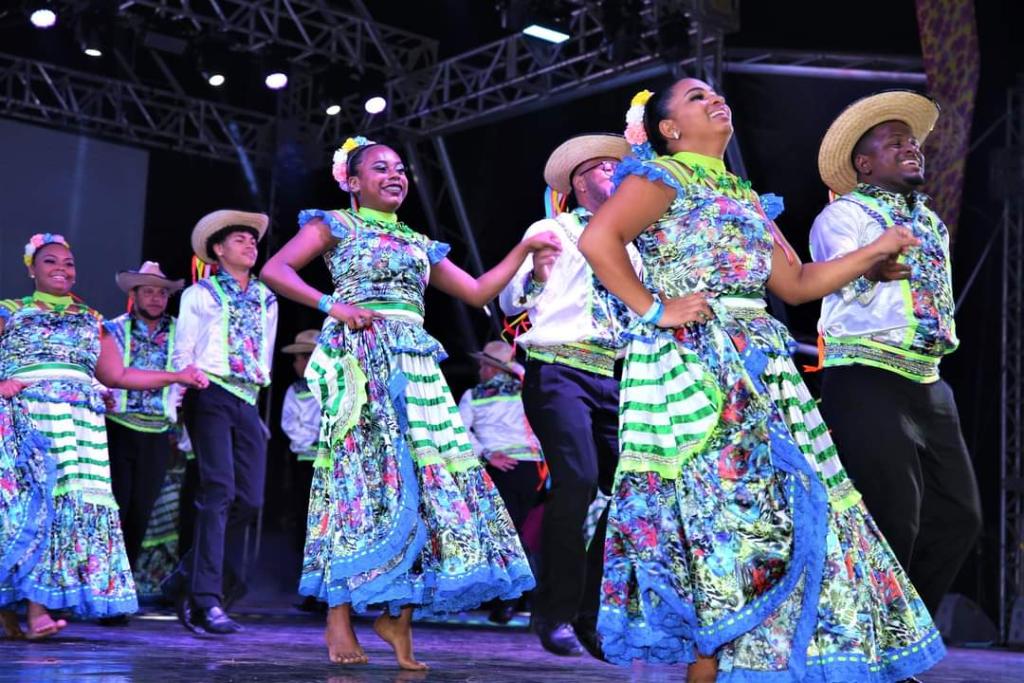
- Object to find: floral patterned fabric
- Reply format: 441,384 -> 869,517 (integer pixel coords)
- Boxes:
598,153 -> 945,680
0,293 -> 137,617
197,273 -> 273,403
297,207 -> 534,615
840,184 -> 958,357
104,313 -> 175,431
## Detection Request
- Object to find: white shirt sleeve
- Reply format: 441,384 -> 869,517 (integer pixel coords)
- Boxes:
498,219 -> 557,316
809,201 -> 879,305
457,389 -> 487,459
264,289 -> 278,376
172,286 -> 202,371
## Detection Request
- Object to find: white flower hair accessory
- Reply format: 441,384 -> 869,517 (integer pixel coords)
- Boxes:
331,135 -> 377,191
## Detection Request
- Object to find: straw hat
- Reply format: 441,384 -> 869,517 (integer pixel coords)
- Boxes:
470,341 -> 524,378
543,134 -> 632,195
818,90 -> 940,195
191,209 -> 269,262
281,329 -> 320,355
115,261 -> 184,294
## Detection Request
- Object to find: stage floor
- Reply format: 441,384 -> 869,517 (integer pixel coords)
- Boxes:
1,609 -> 1021,682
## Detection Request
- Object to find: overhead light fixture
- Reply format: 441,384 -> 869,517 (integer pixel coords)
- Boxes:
364,96 -> 387,114
205,72 -> 226,87
29,6 -> 57,29
522,23 -> 570,44
264,71 -> 288,90
325,104 -> 342,116
77,20 -> 104,58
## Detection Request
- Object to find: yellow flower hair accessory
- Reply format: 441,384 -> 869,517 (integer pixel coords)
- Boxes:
625,89 -> 654,159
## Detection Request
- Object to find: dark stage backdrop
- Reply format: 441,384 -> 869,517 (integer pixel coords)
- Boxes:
0,118 -> 147,317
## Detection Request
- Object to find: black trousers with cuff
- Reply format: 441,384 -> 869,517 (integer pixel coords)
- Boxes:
177,383 -> 267,610
819,365 -> 983,615
522,359 -> 619,626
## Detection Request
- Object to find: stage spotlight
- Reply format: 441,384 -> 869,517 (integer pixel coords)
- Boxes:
325,104 -> 342,116
364,96 -> 387,114
77,22 -> 104,58
206,72 -> 226,87
30,7 -> 57,29
264,71 -> 288,90
522,23 -> 570,44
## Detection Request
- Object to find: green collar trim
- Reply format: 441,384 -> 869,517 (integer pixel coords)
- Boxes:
670,151 -> 726,175
32,290 -> 74,307
357,206 -> 399,224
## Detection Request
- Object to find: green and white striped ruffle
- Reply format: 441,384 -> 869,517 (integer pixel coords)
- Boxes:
618,336 -> 722,479
24,397 -> 115,507
400,352 -> 477,473
305,344 -> 368,465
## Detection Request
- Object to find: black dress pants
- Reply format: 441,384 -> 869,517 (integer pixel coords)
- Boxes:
819,365 -> 983,614
106,420 -> 172,568
522,359 -> 619,624
178,384 -> 267,609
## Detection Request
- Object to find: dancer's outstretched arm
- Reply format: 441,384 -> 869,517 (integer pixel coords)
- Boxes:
766,225 -> 917,306
430,231 -> 561,308
96,332 -> 207,390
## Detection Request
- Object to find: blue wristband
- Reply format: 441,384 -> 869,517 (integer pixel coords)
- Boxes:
639,298 -> 664,325
317,294 -> 335,314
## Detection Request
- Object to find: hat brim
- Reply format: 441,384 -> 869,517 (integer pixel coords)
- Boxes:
281,343 -> 316,355
191,210 -> 269,263
543,134 -> 632,195
818,91 -> 940,196
469,352 -> 524,378
116,272 -> 185,294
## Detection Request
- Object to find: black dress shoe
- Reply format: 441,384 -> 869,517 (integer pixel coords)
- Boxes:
193,605 -> 242,635
488,602 -> 516,625
535,619 -> 584,656
175,594 -> 199,634
572,618 -> 607,662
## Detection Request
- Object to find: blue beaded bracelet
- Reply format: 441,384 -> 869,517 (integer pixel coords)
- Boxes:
639,297 -> 664,325
317,294 -> 335,314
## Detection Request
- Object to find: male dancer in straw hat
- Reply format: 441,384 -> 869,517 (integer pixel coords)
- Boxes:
164,210 -> 278,634
104,262 -> 185,578
810,91 -> 982,615
499,134 -> 640,658
458,340 -> 544,625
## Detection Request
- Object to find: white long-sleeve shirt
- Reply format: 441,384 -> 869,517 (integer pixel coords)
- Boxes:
457,378 -> 542,462
172,273 -> 278,404
281,379 -> 320,462
498,209 -> 642,354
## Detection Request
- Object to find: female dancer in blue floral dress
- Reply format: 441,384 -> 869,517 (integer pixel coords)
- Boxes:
0,234 -> 207,640
261,137 -> 560,669
578,79 -> 946,681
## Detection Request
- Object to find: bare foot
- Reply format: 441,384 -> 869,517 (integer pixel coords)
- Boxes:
686,654 -> 718,683
325,605 -> 368,665
373,608 -> 428,671
25,603 -> 66,641
1,610 -> 24,639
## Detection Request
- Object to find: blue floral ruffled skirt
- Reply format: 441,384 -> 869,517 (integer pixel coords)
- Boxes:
0,394 -> 138,618
299,317 -> 534,615
599,309 -> 945,681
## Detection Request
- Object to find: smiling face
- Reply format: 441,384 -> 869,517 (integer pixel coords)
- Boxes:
211,229 -> 259,270
852,120 -> 925,193
657,78 -> 734,150
348,145 -> 408,212
29,242 -> 76,296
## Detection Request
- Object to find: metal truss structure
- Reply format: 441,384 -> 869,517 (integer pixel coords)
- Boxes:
999,81 -> 1024,645
0,51 -> 275,163
117,0 -> 438,74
